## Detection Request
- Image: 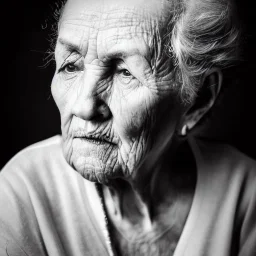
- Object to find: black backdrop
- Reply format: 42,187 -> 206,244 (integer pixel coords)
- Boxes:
1,0 -> 256,168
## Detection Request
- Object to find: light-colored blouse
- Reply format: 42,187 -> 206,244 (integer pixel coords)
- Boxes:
0,136 -> 255,256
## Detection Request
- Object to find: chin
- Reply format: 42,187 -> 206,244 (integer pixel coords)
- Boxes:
69,150 -> 122,184
62,137 -> 120,183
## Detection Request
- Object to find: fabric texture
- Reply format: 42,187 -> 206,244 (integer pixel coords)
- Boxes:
0,135 -> 255,256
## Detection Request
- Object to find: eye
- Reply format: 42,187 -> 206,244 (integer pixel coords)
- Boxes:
63,63 -> 78,73
117,68 -> 134,84
58,54 -> 83,76
121,69 -> 132,77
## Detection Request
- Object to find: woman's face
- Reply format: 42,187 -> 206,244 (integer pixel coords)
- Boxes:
51,0 -> 185,183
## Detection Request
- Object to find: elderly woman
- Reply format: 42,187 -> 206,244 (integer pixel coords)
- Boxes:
0,0 -> 255,255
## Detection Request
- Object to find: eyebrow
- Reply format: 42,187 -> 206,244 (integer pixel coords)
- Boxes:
57,37 -> 150,64
58,38 -> 81,53
107,48 -> 151,64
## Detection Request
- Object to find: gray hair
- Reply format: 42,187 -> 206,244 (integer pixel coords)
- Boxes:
51,0 -> 240,104
165,0 -> 240,103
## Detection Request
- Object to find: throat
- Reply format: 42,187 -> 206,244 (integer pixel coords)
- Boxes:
102,179 -> 195,256
101,141 -> 197,255
109,218 -> 180,256
102,179 -> 154,231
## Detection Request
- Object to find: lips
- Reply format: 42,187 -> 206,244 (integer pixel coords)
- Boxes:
79,136 -> 114,145
73,131 -> 116,146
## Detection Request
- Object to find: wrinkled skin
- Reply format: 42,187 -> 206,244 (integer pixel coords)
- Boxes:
51,0 -> 185,184
51,1 -> 223,254
51,1 -> 202,254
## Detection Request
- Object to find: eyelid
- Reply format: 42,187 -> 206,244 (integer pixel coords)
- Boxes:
114,62 -> 136,85
115,58 -> 126,67
58,53 -> 83,72
115,60 -> 131,72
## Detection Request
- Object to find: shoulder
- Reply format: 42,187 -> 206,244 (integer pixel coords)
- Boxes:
190,137 -> 256,254
0,136 -> 66,255
0,135 -> 77,199
0,135 -> 74,221
1,135 -> 63,173
191,136 -> 256,218
0,135 -> 69,207
0,135 -> 70,184
192,138 -> 256,233
191,137 -> 256,181
0,136 -> 98,255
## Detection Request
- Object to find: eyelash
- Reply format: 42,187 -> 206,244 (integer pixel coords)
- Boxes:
58,52 -> 83,75
118,69 -> 132,77
60,63 -> 79,73
58,58 -> 135,84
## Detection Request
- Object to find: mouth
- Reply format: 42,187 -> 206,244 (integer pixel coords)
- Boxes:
73,131 -> 116,146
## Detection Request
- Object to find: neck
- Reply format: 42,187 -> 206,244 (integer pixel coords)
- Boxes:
102,140 -> 197,232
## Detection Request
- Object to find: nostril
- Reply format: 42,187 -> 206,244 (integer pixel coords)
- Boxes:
72,96 -> 111,121
98,103 -> 111,118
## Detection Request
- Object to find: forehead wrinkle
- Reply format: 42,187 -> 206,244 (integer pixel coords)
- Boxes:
59,3 -> 166,63
61,0 -> 169,32
98,32 -> 152,62
58,9 -> 103,55
61,4 -> 161,34
58,23 -> 90,55
98,8 -> 157,30
96,7 -> 161,61
60,12 -> 101,30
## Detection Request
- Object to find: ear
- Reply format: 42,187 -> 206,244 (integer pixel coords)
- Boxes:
178,68 -> 223,135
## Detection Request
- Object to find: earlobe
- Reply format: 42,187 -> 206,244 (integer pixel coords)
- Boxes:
179,68 -> 223,135
180,124 -> 188,136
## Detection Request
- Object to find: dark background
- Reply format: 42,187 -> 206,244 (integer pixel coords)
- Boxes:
1,0 -> 256,168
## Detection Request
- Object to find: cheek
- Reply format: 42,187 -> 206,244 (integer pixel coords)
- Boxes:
51,75 -> 75,150
152,98 -> 181,149
109,87 -> 158,172
51,75 -> 59,106
51,75 -> 73,113
51,75 -> 69,116
51,74 -> 80,124
112,85 -> 181,161
111,87 -> 154,140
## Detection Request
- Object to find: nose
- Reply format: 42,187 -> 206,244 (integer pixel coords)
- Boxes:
71,69 -> 111,121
